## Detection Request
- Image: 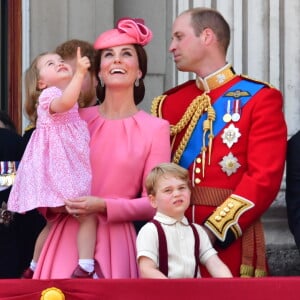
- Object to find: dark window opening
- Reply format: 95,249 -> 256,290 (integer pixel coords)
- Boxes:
0,1 -> 8,112
0,0 -> 22,132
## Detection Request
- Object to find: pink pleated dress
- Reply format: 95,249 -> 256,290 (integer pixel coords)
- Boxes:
8,87 -> 92,213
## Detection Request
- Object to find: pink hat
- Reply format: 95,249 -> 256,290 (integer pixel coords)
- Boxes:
94,18 -> 153,49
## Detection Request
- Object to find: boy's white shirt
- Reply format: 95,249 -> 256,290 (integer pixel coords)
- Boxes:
136,211 -> 217,278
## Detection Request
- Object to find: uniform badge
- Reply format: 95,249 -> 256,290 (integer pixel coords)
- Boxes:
217,73 -> 226,84
219,152 -> 241,176
221,123 -> 241,148
225,90 -> 250,98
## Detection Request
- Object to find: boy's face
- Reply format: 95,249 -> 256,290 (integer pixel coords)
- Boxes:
149,175 -> 191,220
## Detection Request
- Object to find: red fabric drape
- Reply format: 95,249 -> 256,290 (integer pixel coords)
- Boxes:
0,278 -> 300,300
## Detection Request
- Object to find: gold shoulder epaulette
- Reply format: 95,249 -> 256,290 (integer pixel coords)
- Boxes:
241,74 -> 274,88
151,95 -> 167,118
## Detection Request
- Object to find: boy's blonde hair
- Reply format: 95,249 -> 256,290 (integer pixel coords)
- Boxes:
145,162 -> 190,196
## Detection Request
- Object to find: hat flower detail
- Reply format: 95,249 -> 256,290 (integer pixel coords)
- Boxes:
117,18 -> 153,46
94,17 -> 153,49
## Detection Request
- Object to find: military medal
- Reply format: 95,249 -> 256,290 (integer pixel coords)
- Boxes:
5,175 -> 13,186
223,113 -> 231,123
221,123 -> 241,148
231,99 -> 241,122
219,152 -> 241,176
0,175 -> 7,186
223,100 -> 232,123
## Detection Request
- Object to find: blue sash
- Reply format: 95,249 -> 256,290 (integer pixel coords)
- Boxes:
178,80 -> 265,168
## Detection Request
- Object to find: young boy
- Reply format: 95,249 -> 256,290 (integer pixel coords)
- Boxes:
136,162 -> 232,278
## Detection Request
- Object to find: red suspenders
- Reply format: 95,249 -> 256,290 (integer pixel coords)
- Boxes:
150,219 -> 200,278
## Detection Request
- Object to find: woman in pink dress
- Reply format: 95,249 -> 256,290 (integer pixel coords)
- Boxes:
8,48 -> 98,278
33,18 -> 171,279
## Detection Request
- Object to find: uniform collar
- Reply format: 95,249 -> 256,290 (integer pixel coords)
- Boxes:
196,63 -> 236,92
154,211 -> 189,226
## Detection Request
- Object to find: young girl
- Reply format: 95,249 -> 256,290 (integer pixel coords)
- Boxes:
8,47 -> 97,279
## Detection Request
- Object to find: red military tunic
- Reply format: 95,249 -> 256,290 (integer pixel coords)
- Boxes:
151,64 -> 287,277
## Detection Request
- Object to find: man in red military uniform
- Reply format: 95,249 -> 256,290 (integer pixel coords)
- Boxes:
151,7 -> 287,277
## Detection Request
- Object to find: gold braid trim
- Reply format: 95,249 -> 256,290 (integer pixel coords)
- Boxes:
151,93 -> 215,172
254,268 -> 267,277
240,264 -> 254,277
170,95 -> 207,137
240,263 -> 267,278
241,74 -> 273,88
172,94 -> 213,167
151,95 -> 167,118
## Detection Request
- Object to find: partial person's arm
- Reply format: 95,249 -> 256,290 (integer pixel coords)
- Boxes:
138,256 -> 167,279
50,47 -> 90,113
136,222 -> 167,278
204,254 -> 232,277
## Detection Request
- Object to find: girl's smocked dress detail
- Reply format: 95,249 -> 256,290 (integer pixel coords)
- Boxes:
8,87 -> 92,213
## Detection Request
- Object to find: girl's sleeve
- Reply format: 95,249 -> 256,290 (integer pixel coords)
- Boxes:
38,87 -> 62,112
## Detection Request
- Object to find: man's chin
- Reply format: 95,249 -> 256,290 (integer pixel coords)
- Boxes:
176,64 -> 188,72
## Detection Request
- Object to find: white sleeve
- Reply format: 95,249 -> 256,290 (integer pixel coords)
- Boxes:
136,222 -> 159,266
196,224 -> 218,264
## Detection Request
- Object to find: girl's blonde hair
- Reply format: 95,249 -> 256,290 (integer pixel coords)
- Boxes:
145,162 -> 190,196
24,52 -> 49,125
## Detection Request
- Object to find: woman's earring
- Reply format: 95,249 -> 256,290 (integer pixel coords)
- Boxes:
134,78 -> 140,87
99,77 -> 105,87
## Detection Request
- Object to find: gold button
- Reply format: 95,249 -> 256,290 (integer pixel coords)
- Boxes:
224,207 -> 230,212
228,202 -> 234,208
194,178 -> 201,184
195,167 -> 201,174
196,157 -> 201,163
215,216 -> 222,221
220,211 -> 226,217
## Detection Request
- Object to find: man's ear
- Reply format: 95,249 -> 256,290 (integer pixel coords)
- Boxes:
201,27 -> 215,44
148,194 -> 158,209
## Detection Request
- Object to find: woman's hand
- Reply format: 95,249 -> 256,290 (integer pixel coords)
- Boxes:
65,196 -> 107,217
